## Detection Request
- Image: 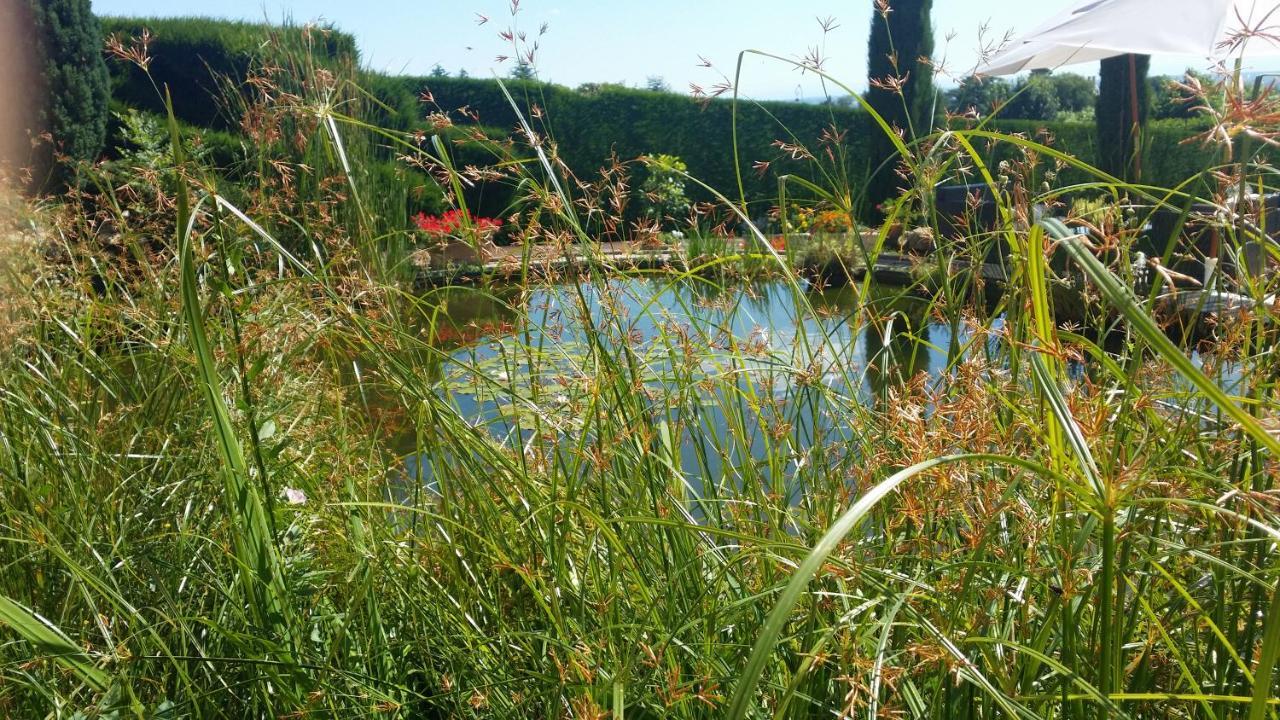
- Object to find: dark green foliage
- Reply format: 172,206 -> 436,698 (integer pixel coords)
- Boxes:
510,60 -> 536,81
1005,73 -> 1061,121
368,75 -> 870,217
1151,69 -> 1217,119
99,18 -> 440,261
988,119 -> 1094,152
100,17 -> 358,130
1139,118 -> 1218,188
637,154 -> 690,228
866,0 -> 937,214
981,118 -> 1211,191
1097,53 -> 1151,181
947,73 -> 1095,122
95,17 -> 1222,226
1049,72 -> 1097,113
946,76 -> 1011,117
28,0 -> 111,182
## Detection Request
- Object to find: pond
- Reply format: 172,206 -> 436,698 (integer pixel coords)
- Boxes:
381,275 -> 1249,505
390,277 -> 1007,498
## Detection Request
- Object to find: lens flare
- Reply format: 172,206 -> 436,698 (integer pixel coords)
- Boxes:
0,1 -> 40,184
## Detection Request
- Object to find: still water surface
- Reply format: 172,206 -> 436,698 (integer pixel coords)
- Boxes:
395,278 -> 1001,494
384,277 -> 1243,504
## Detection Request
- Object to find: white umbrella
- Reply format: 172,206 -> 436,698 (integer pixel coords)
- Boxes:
978,0 -> 1280,76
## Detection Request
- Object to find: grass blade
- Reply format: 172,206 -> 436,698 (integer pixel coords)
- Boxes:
166,93 -> 290,640
726,454 -> 1054,719
0,594 -> 109,693
1047,218 -> 1280,718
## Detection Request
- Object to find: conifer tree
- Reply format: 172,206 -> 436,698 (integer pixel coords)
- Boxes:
1097,53 -> 1150,181
27,0 -> 110,184
866,0 -> 936,217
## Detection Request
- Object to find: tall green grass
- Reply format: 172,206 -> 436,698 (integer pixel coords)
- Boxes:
0,21 -> 1278,720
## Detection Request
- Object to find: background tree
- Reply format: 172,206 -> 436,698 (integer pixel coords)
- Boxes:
1097,53 -> 1150,181
510,60 -> 535,81
946,72 -> 1095,122
576,81 -> 628,97
946,75 -> 1010,117
644,76 -> 670,93
1004,72 -> 1061,121
26,0 -> 110,187
865,0 -> 936,218
429,64 -> 450,79
1048,72 -> 1097,115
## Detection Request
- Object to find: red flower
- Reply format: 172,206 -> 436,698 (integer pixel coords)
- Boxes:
413,210 -> 504,239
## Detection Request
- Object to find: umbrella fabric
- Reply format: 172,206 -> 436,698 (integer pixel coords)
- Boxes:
979,0 -> 1279,76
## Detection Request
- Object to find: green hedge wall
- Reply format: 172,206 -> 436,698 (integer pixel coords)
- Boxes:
1143,119 -> 1221,191
980,118 -> 1218,194
368,75 -> 874,213
100,17 -> 358,130
372,76 -> 1223,214
97,16 -> 1224,218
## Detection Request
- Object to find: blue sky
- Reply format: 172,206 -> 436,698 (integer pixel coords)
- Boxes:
91,0 -> 1215,99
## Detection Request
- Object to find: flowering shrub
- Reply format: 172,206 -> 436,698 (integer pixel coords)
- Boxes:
413,209 -> 503,241
779,206 -> 854,235
781,206 -> 815,234
810,208 -> 854,234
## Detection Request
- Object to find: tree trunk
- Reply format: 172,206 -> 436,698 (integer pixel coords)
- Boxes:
1097,53 -> 1150,182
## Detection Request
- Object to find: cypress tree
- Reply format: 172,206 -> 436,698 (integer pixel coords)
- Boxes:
866,0 -> 936,218
1097,53 -> 1150,181
27,0 -> 110,185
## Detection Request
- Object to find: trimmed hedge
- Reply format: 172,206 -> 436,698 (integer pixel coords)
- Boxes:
100,17 -> 358,130
97,16 -> 1225,218
374,76 -> 1225,215
982,118 -> 1217,193
368,75 -> 874,213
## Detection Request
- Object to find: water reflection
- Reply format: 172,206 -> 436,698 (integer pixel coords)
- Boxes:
391,279 -> 969,497
376,276 -> 1257,508
860,290 -> 936,407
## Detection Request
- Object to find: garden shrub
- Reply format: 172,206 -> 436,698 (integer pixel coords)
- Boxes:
637,154 -> 691,230
27,0 -> 111,184
100,17 -> 357,130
